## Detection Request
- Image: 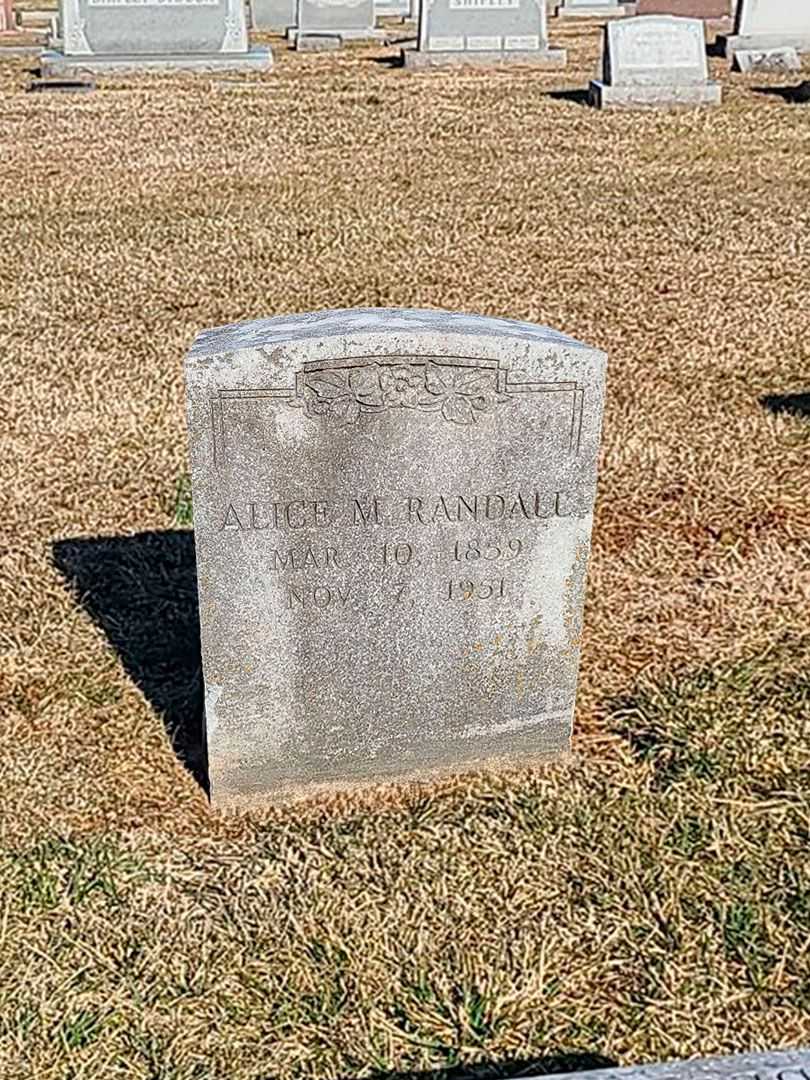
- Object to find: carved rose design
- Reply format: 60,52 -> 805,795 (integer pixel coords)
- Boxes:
380,365 -> 424,408
293,362 -> 508,426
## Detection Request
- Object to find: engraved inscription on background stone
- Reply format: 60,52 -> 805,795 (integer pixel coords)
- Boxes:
87,0 -> 218,6
624,27 -> 699,66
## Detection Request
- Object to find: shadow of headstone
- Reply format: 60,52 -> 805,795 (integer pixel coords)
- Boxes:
760,391 -> 810,419
52,530 -> 208,795
752,82 -> 810,104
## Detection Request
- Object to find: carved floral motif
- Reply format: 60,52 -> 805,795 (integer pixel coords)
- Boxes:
293,362 -> 509,426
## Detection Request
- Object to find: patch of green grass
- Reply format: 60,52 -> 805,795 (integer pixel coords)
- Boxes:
172,473 -> 194,528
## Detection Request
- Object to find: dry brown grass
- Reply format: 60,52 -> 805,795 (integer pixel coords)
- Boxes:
0,20 -> 809,1079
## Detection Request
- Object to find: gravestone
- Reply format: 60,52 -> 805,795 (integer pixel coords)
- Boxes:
291,0 -> 380,44
635,0 -> 730,20
556,0 -> 625,20
733,44 -> 799,72
41,0 -> 271,73
535,1048 -> 810,1080
720,0 -> 810,58
590,15 -> 721,107
251,0 -> 297,31
404,0 -> 565,68
375,0 -> 410,19
185,308 -> 606,806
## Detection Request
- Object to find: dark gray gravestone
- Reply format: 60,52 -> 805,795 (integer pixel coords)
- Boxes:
185,308 -> 606,807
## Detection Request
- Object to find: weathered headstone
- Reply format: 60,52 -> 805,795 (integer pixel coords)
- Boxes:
42,0 -> 271,74
556,0 -> 625,21
251,0 -> 297,31
291,0 -> 380,45
375,0 -> 411,19
185,308 -> 605,806
404,0 -> 565,67
635,0 -> 730,21
720,0 -> 810,58
590,15 -> 721,108
733,43 -> 800,71
533,1049 -> 810,1080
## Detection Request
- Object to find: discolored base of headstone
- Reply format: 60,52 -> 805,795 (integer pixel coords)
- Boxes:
40,47 -> 273,74
719,33 -> 810,58
403,47 -> 566,67
589,78 -> 721,106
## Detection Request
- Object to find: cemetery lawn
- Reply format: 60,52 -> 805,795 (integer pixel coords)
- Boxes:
1,20 -> 809,1080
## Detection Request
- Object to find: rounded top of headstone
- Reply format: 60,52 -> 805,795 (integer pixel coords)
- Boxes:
187,307 -> 597,364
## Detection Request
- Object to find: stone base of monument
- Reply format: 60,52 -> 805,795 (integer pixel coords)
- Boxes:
288,27 -> 388,44
403,47 -> 566,67
555,4 -> 630,18
719,33 -> 810,59
40,47 -> 273,74
588,79 -> 721,107
295,33 -> 342,50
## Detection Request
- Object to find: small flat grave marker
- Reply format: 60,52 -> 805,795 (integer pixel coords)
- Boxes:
291,0 -> 381,45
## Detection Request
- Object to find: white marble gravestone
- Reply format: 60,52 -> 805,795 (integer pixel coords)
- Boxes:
556,0 -> 625,20
375,0 -> 410,18
590,15 -> 721,107
185,308 -> 606,806
404,0 -> 565,67
291,0 -> 379,44
251,0 -> 297,30
42,0 -> 271,72
720,0 -> 810,58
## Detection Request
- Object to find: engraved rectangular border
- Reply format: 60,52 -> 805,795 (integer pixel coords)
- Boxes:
209,353 -> 585,467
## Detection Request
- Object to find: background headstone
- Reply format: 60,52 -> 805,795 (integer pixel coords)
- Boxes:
635,0 -> 730,24
404,0 -> 565,67
185,308 -> 606,806
590,15 -> 721,108
292,0 -> 379,43
720,0 -> 810,58
251,0 -> 297,30
556,0 -> 625,20
42,0 -> 271,73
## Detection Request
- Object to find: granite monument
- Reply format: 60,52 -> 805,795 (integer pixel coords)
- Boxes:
590,15 -> 721,108
291,0 -> 379,45
42,0 -> 271,73
185,308 -> 605,805
404,0 -> 565,68
251,0 -> 297,31
720,0 -> 810,59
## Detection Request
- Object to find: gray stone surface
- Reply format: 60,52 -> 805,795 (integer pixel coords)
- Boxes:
43,0 -> 271,73
590,15 -> 721,107
291,0 -> 379,40
534,1049 -> 810,1080
375,0 -> 411,18
405,0 -> 565,68
733,44 -> 800,72
250,0 -> 297,30
720,0 -> 810,57
185,308 -> 606,806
